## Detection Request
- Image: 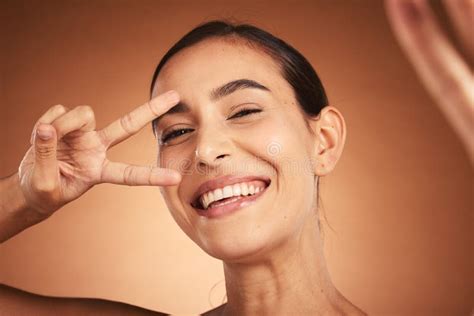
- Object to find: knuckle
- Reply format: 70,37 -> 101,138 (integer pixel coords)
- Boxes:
51,104 -> 68,116
35,144 -> 56,159
98,128 -> 111,148
148,168 -> 154,186
123,165 -> 135,185
120,113 -> 135,134
32,179 -> 57,196
78,105 -> 95,121
50,120 -> 62,134
147,100 -> 159,116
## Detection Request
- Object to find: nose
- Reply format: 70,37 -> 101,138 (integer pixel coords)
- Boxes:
194,124 -> 231,169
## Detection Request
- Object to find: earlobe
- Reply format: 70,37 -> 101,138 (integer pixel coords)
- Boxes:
311,106 -> 346,176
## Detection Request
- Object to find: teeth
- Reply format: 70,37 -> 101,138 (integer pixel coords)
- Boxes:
203,193 -> 209,208
208,191 -> 214,205
198,181 -> 267,210
232,183 -> 241,196
214,188 -> 223,201
222,186 -> 233,199
241,183 -> 249,196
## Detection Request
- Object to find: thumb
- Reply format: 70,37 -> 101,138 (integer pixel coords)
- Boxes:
33,123 -> 59,183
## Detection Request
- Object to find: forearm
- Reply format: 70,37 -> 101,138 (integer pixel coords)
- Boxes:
0,284 -> 167,316
0,173 -> 47,243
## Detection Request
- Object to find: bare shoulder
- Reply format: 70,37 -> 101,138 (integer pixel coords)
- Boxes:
0,284 -> 168,316
201,304 -> 226,316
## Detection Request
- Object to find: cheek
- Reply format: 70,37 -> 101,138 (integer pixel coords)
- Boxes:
160,187 -> 180,217
243,112 -> 311,172
251,114 -> 316,225
158,146 -> 195,175
160,185 -> 195,239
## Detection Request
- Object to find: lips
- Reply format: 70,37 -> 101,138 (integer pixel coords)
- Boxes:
191,175 -> 271,211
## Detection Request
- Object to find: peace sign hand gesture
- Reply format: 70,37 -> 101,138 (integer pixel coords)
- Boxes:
18,90 -> 181,217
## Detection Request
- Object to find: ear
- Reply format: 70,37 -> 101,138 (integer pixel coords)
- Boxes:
308,106 -> 346,176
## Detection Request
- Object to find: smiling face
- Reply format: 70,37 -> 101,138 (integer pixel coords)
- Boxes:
152,38 -> 325,262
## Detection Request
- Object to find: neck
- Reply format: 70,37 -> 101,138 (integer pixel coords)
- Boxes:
221,214 -> 364,316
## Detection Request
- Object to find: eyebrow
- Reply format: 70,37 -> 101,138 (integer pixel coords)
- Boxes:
210,78 -> 270,100
152,79 -> 270,132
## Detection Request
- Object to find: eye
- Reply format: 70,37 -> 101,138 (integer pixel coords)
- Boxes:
160,128 -> 194,145
228,107 -> 262,120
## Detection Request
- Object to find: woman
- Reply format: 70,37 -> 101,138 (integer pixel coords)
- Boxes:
0,0 -> 472,315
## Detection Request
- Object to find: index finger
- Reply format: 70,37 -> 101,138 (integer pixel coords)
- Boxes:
98,90 -> 180,148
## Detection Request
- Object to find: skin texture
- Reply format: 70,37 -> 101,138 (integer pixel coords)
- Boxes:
0,91 -> 182,242
0,284 -> 164,316
0,92 -> 184,314
152,38 -> 364,315
0,1 -> 472,314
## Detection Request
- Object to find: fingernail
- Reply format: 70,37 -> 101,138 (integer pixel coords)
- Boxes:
37,127 -> 53,140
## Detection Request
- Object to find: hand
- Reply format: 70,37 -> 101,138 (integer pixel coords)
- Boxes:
18,90 -> 181,217
385,0 -> 474,162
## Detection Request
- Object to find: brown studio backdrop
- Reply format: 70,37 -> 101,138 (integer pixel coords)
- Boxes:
0,0 -> 472,315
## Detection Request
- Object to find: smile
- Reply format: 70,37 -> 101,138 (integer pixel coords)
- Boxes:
190,176 -> 271,218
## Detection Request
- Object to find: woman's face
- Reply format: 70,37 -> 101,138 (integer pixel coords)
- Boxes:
152,39 -> 321,262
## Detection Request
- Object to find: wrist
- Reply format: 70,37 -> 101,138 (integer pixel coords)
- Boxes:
0,172 -> 52,243
11,172 -> 28,210
1,173 -> 48,225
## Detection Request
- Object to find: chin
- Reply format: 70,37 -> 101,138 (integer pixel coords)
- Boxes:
164,175 -> 313,264
193,218 -> 288,264
191,208 -> 314,264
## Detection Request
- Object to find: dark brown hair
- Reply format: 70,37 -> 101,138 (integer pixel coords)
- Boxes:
150,20 -> 328,118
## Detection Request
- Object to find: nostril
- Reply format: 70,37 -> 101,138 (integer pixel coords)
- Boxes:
196,154 -> 228,171
194,149 -> 230,171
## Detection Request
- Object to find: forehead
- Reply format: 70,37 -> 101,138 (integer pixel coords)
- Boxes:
153,38 -> 286,97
